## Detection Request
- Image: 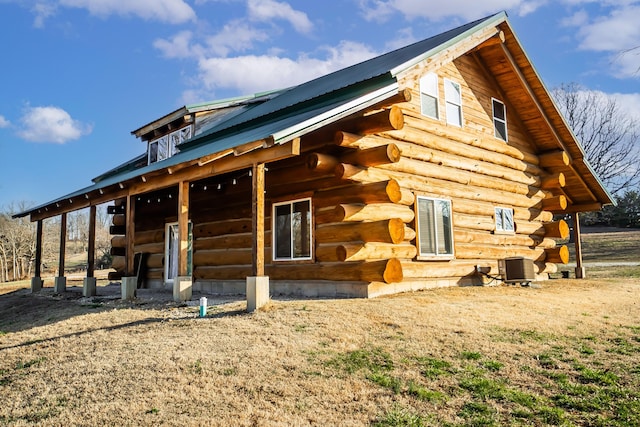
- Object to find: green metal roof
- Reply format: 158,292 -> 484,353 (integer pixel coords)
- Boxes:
15,12 -> 512,219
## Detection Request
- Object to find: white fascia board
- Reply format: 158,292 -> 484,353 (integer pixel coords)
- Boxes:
270,82 -> 400,144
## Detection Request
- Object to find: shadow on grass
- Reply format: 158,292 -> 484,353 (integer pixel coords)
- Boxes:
0,284 -> 247,335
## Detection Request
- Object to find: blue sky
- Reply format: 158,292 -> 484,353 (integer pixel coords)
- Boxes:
1,0 -> 639,210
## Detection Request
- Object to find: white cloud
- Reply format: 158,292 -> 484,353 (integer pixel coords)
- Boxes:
204,20 -> 270,56
154,30 -> 198,59
247,0 -> 313,33
358,0 -> 542,22
612,92 -> 640,120
569,4 -> 640,77
196,41 -> 379,94
31,2 -> 58,28
0,115 -> 10,128
58,0 -> 196,24
18,106 -> 92,144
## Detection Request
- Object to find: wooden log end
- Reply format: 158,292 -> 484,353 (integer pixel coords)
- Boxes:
545,245 -> 569,264
388,218 -> 405,244
386,179 -> 402,204
388,106 -> 405,131
383,258 -> 403,283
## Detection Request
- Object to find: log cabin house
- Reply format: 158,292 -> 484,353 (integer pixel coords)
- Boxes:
16,12 -> 614,303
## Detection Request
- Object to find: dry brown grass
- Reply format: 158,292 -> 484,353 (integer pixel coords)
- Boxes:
1,276 -> 639,426
1,229 -> 639,425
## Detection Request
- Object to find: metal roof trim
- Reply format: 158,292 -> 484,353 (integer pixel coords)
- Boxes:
390,11 -> 507,77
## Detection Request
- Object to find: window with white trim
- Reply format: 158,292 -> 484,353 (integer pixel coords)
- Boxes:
444,78 -> 462,127
148,124 -> 193,165
273,198 -> 312,261
494,207 -> 515,233
416,196 -> 454,257
492,98 -> 507,141
420,73 -> 439,119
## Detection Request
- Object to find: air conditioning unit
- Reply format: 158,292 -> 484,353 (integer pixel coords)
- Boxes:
502,257 -> 535,285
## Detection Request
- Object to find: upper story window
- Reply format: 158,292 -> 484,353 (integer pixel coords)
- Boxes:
416,196 -> 454,259
494,207 -> 515,233
420,73 -> 439,119
273,198 -> 312,261
444,78 -> 463,127
492,98 -> 508,141
148,125 -> 193,165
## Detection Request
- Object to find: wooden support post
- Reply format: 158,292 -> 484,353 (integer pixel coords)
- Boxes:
252,163 -> 266,276
125,195 -> 135,276
54,213 -> 68,293
58,213 -> 67,277
178,181 -> 190,277
35,220 -> 43,278
31,219 -> 44,293
87,206 -> 96,278
173,181 -> 192,302
248,163 -> 268,312
84,206 -> 98,297
573,212 -> 586,278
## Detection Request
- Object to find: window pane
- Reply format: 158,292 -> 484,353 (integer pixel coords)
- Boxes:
503,208 -> 514,232
421,94 -> 439,119
157,136 -> 169,161
446,103 -> 462,127
435,200 -> 453,255
170,131 -> 180,157
275,204 -> 292,258
292,200 -> 311,258
495,207 -> 504,231
421,73 -> 438,95
494,120 -> 507,141
417,198 -> 436,255
149,141 -> 158,164
492,99 -> 505,120
444,79 -> 461,104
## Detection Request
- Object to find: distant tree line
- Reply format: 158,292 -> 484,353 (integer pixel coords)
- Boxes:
0,203 -> 111,283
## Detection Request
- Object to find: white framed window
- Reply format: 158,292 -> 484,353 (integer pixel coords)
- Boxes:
416,196 -> 454,258
165,221 -> 193,283
148,125 -> 193,165
273,198 -> 312,261
492,98 -> 508,141
494,207 -> 515,233
420,73 -> 439,119
444,78 -> 463,127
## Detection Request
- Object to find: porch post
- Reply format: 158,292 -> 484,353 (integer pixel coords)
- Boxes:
573,212 -> 585,279
31,219 -> 43,292
84,205 -> 97,296
121,194 -> 137,300
174,181 -> 192,302
247,162 -> 269,312
54,213 -> 67,293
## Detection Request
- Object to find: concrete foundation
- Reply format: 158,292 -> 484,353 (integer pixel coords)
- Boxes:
54,277 -> 67,294
246,276 -> 270,312
31,277 -> 43,293
83,277 -> 97,297
121,277 -> 137,300
173,277 -> 192,302
575,266 -> 586,279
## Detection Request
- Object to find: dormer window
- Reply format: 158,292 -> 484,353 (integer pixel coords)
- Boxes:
148,125 -> 193,165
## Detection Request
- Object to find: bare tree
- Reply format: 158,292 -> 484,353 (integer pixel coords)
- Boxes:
552,83 -> 640,196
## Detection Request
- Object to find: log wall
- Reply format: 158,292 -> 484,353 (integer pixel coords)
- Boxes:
108,51 -> 569,294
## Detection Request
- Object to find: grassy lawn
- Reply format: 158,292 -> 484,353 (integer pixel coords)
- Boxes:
0,229 -> 638,426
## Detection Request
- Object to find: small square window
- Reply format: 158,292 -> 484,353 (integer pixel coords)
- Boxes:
444,79 -> 462,127
492,98 -> 507,141
495,207 -> 515,233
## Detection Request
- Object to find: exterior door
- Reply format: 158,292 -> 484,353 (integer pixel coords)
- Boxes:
165,222 -> 192,283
